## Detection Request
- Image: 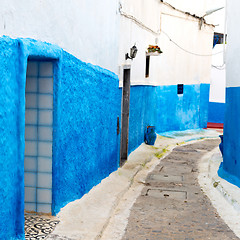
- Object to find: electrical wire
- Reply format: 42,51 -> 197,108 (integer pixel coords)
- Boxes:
161,30 -> 223,57
212,64 -> 225,70
119,4 -> 222,57
119,4 -> 160,35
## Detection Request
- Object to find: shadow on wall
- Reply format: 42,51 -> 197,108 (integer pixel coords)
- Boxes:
219,87 -> 240,188
208,101 -> 225,124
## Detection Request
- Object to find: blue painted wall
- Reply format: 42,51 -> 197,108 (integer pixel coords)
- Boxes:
200,84 -> 210,128
219,87 -> 240,185
128,84 -> 210,153
53,52 -> 121,214
0,36 -> 210,239
0,36 -> 121,239
0,37 -> 25,240
208,102 -> 225,123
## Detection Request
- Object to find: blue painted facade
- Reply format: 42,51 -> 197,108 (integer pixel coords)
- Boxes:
0,36 -> 210,239
53,51 -> 121,214
0,37 -> 24,240
208,102 -> 225,123
128,84 -> 210,153
219,87 -> 240,185
0,36 -> 121,240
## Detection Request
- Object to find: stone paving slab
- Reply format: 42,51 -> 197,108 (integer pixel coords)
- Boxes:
122,139 -> 239,240
44,130 -> 220,240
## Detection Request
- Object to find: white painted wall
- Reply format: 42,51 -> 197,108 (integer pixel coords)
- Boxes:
165,0 -> 225,26
209,44 -> 226,103
119,0 -> 214,86
226,0 -> 240,88
205,0 -> 225,34
164,0 -> 208,16
0,0 -> 119,73
208,0 -> 226,103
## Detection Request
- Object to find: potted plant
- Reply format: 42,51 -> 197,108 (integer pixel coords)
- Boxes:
147,45 -> 163,55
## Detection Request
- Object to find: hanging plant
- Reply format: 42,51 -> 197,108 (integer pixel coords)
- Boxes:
147,45 -> 163,54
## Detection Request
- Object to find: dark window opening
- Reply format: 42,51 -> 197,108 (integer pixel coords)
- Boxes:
145,56 -> 150,78
213,32 -> 227,48
177,84 -> 184,95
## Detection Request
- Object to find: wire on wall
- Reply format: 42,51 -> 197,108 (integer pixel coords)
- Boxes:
161,30 -> 223,57
119,3 -> 222,57
119,3 -> 160,35
212,64 -> 225,70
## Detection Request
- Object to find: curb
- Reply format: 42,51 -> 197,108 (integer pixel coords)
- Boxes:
97,142 -> 174,240
208,150 -> 240,212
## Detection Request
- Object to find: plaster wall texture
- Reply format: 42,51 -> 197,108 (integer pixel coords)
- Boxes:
128,84 -> 209,153
0,37 -> 24,240
118,0 -> 212,153
221,0 -> 240,187
0,36 -> 210,239
118,0 -> 214,87
221,87 -> 240,183
208,102 -> 225,124
210,44 -> 226,103
0,0 -> 119,74
204,0 -> 226,34
0,2 -> 215,238
207,0 -> 226,124
163,0 -> 208,16
210,68 -> 225,103
53,51 -> 121,214
0,36 -> 121,240
225,0 -> 240,88
208,45 -> 226,124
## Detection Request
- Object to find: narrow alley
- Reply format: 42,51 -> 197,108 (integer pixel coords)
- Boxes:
2,1 -> 240,240
123,139 -> 238,240
37,130 -> 240,240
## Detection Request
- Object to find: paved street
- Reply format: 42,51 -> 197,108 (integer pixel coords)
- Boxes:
122,139 -> 239,240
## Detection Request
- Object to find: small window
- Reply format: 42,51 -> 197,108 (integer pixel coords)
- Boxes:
145,56 -> 150,78
177,84 -> 184,95
213,32 -> 227,48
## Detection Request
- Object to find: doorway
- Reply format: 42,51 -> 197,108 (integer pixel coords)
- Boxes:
120,67 -> 131,166
24,61 -> 53,214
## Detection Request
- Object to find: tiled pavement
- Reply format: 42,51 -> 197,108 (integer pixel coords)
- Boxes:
122,139 -> 239,240
25,214 -> 59,240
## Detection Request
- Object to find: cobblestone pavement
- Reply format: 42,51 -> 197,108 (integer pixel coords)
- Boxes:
122,139 -> 239,240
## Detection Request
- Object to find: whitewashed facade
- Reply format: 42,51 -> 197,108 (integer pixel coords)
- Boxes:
118,0 -> 214,87
0,0 -> 120,73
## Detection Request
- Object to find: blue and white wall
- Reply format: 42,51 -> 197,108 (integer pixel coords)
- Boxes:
119,0 -> 214,152
207,0 -> 226,124
0,1 -> 121,239
0,1 -> 216,239
0,37 -> 121,240
0,0 -> 119,73
208,44 -> 226,124
218,0 -> 240,187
